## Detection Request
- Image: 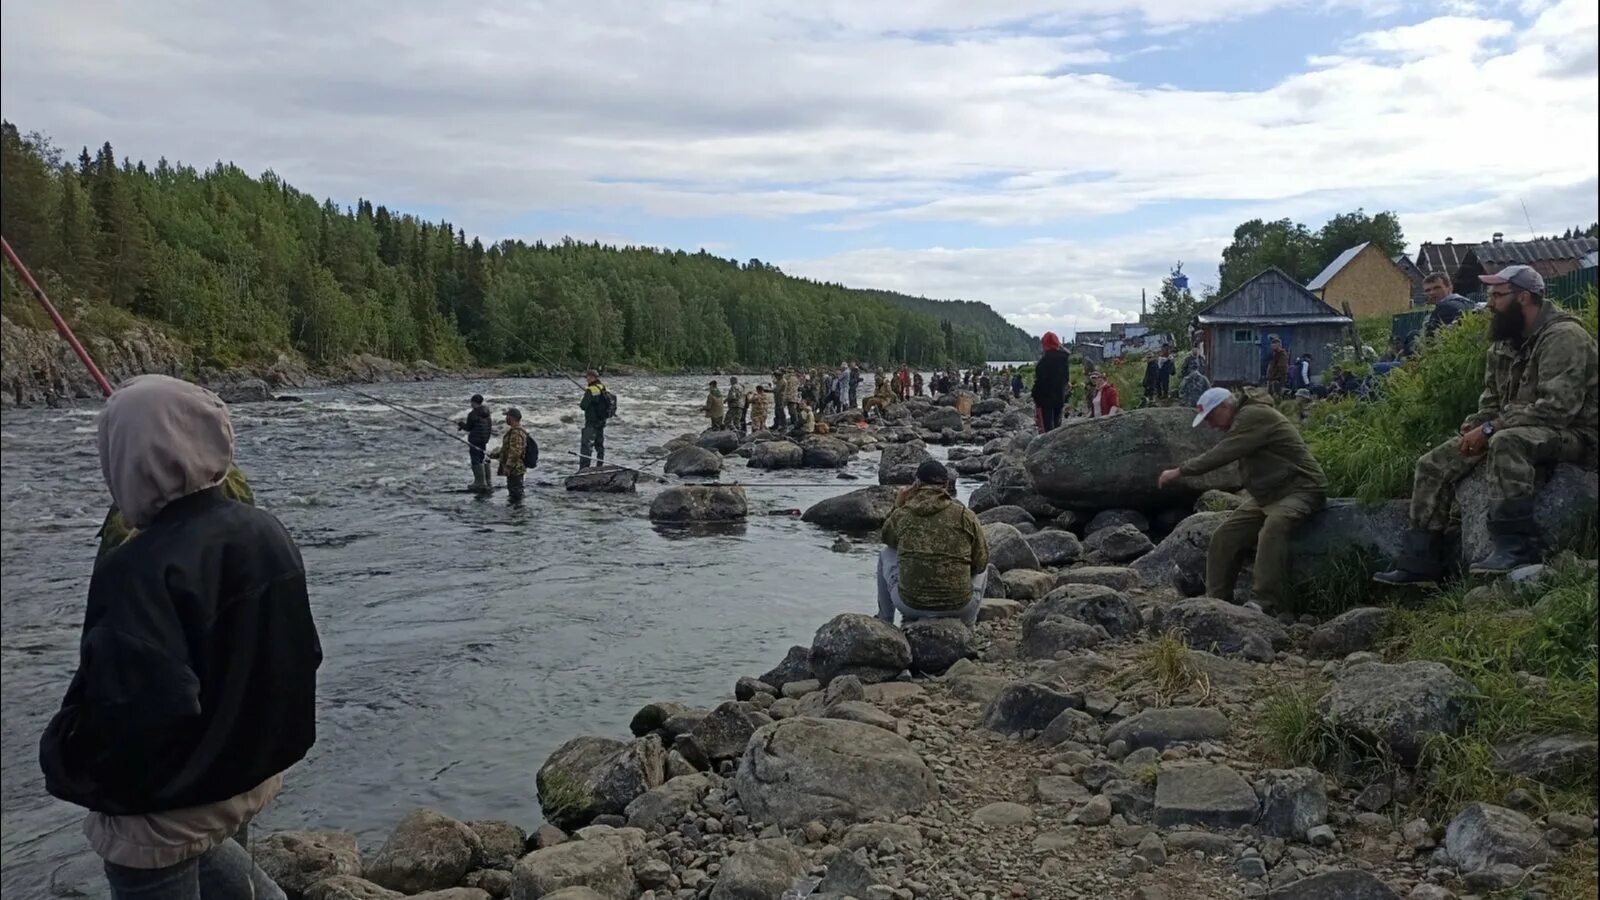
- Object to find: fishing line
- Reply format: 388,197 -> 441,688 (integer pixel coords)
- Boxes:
333,384 -> 493,456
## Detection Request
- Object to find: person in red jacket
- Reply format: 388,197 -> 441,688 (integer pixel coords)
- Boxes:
1088,371 -> 1122,418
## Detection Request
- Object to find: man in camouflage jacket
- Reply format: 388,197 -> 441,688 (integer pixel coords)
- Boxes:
490,407 -> 531,503
1377,265 -> 1598,582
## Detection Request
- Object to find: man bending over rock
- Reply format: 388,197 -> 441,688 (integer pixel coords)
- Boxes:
1159,386 -> 1328,608
1375,265 -> 1598,581
877,460 -> 989,627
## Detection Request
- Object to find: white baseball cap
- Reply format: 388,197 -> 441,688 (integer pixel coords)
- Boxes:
1192,387 -> 1233,427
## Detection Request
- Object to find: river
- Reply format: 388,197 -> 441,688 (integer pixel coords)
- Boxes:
0,374 -> 930,898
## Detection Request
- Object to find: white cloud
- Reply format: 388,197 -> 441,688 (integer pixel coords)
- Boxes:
0,0 -> 1594,335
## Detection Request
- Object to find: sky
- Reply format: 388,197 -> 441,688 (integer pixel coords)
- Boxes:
2,0 -> 1596,336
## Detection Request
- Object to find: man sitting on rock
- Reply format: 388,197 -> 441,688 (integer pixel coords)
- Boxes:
1376,265 -> 1599,582
876,460 -> 989,628
1158,386 -> 1328,608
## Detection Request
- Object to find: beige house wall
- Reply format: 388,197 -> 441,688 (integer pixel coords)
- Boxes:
1320,246 -> 1414,317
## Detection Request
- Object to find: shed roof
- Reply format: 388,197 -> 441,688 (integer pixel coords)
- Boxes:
1198,267 -> 1351,322
1416,241 -> 1477,279
1306,242 -> 1370,291
1472,237 -> 1599,267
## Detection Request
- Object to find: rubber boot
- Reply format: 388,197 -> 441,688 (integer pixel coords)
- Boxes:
1469,497 -> 1542,575
470,463 -> 489,493
1373,528 -> 1447,585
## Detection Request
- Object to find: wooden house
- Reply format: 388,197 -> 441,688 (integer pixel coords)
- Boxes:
1453,235 -> 1600,294
1305,241 -> 1414,316
1194,268 -> 1353,386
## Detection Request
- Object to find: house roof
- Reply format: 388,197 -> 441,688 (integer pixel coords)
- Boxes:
1472,237 -> 1599,268
1198,267 -> 1352,323
1306,242 -> 1371,291
1416,241 -> 1477,279
1198,315 -> 1352,326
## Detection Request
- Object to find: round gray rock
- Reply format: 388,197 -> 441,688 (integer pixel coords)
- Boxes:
749,440 -> 804,469
536,736 -> 666,830
1319,660 -> 1472,764
1083,523 -> 1156,563
902,619 -> 974,675
253,830 -> 363,898
649,485 -> 747,523
664,445 -> 723,476
735,717 -> 937,827
982,681 -> 1085,735
708,838 -> 807,900
365,808 -> 483,895
1025,529 -> 1082,566
809,613 -> 912,685
1102,708 -> 1230,751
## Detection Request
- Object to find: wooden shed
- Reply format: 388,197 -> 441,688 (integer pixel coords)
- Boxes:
1305,241 -> 1414,317
1195,268 -> 1353,387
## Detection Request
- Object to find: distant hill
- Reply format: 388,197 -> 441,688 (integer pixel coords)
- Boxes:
858,290 -> 1038,361
1,121 -> 1036,371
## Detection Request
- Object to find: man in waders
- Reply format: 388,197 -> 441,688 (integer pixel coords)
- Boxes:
725,376 -> 747,435
490,407 -> 530,503
749,385 -> 772,433
579,370 -> 609,469
1158,387 -> 1327,610
704,380 -> 725,431
457,393 -> 494,493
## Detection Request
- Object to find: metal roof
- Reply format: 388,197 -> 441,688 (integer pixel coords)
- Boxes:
1416,241 -> 1476,278
1472,237 -> 1599,267
1198,267 -> 1348,320
1306,242 -> 1370,291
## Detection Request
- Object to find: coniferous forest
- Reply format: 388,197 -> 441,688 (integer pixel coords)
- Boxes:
0,123 -> 1037,372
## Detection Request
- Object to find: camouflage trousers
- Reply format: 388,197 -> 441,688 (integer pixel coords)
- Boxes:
1207,490 -> 1325,609
1410,426 -> 1589,531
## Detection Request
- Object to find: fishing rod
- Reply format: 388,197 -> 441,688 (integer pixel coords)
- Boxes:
335,384 -> 493,456
2,235 -> 114,398
564,451 -> 662,482
479,308 -> 589,390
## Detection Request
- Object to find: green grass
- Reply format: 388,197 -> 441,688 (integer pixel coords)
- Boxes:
1283,547 -> 1385,617
535,769 -> 592,828
1260,685 -> 1398,778
1142,630 -> 1212,703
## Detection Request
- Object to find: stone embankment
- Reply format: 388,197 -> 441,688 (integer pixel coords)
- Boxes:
242,396 -> 1597,899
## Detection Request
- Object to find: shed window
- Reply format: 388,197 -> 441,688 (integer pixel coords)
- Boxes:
1232,329 -> 1257,344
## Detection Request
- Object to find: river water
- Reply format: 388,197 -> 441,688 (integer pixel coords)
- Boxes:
0,374 -> 926,898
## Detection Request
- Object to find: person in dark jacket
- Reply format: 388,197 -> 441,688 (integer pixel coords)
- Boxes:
1141,356 -> 1160,407
578,370 -> 608,469
457,393 -> 494,493
1157,345 -> 1176,398
1031,331 -> 1071,431
1421,272 -> 1474,340
40,375 -> 320,899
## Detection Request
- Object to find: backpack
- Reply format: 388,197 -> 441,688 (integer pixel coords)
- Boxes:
599,389 -> 618,420
523,433 -> 540,469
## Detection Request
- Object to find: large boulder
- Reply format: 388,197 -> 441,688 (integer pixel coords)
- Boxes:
218,377 -> 275,403
801,435 -> 855,469
985,464 -> 1038,507
1018,615 -> 1104,659
757,645 -> 815,692
1319,661 -> 1472,763
981,682 -> 1084,735
536,736 -> 666,830
1102,708 -> 1230,751
809,613 -> 913,685
902,619 -> 975,675
1082,523 -> 1155,563
749,440 -> 804,470
469,820 -> 528,870
1150,597 -> 1289,661
254,831 -> 363,899
1026,408 -> 1241,507
1308,607 -> 1393,659
1054,566 -> 1140,591
649,485 -> 747,523
1131,512 -> 1227,595
920,406 -> 965,432
1152,764 -> 1260,828
978,505 -> 1036,528
510,837 -> 633,900
801,486 -> 899,531
1459,463 -> 1598,566
735,717 -> 937,826
1491,733 -> 1599,784
681,701 -> 772,766
983,522 -> 1041,572
625,773 -> 714,831
1444,802 -> 1555,872
563,468 -> 637,493
708,838 -> 807,900
665,445 -> 724,477
304,877 -> 401,900
365,808 -> 483,894
1025,529 -> 1082,566
696,430 -> 742,454
1027,583 -> 1140,637
1087,509 -> 1150,534
1253,768 -> 1329,841
879,443 -> 934,485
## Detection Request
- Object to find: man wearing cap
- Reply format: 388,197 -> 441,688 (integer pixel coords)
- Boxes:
457,393 -> 494,493
1376,265 -> 1599,581
578,370 -> 608,469
1265,335 -> 1290,397
724,376 -> 747,435
1158,386 -> 1328,608
489,407 -> 530,503
877,459 -> 990,628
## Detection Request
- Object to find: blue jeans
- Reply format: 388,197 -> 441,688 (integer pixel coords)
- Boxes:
875,547 -> 984,627
104,839 -> 285,900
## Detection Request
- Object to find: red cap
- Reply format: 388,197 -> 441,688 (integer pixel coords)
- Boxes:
1041,331 -> 1062,351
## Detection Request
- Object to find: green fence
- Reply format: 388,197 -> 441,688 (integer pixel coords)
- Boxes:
1546,267 -> 1596,307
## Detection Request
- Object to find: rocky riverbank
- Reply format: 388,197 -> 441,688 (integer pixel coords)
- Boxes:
1,312 -> 468,408
228,397 -> 1600,899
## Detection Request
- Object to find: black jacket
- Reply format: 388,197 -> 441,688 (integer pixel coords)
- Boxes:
40,488 -> 321,815
459,405 -> 493,448
1424,295 -> 1473,337
1031,349 -> 1071,408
